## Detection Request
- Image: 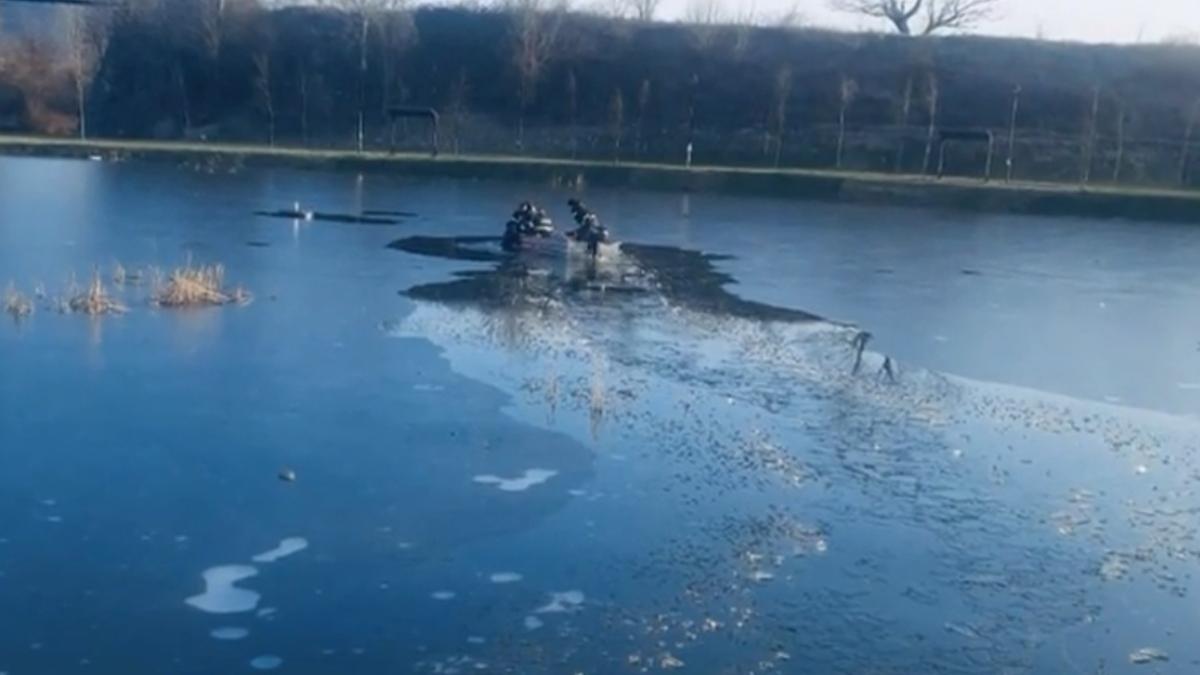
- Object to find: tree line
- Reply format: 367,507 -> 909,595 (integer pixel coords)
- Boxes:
1,0 -> 1199,187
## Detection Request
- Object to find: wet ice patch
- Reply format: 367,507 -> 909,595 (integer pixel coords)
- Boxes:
185,565 -> 260,614
416,655 -> 489,673
250,655 -> 283,670
210,627 -> 249,641
252,537 -> 308,563
1129,647 -> 1169,665
431,591 -> 456,601
535,590 -> 585,614
489,572 -> 522,584
1099,554 -> 1130,582
473,469 -> 557,492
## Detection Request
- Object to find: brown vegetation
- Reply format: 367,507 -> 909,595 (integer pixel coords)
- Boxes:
68,271 -> 127,315
4,2 -> 1200,188
151,263 -> 251,307
4,283 -> 33,319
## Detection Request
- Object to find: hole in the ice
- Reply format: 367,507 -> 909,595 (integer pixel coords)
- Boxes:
185,565 -> 260,614
252,537 -> 309,563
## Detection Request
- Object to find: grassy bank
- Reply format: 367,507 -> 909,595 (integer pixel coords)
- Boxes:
3,134 -> 1200,223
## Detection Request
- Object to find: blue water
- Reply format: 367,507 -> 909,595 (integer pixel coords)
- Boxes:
3,156 -> 1200,674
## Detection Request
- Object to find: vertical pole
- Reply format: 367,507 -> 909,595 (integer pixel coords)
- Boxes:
1179,100 -> 1199,186
984,134 -> 994,182
357,12 -> 368,153
1006,84 -> 1021,182
895,74 -> 913,173
431,114 -> 440,158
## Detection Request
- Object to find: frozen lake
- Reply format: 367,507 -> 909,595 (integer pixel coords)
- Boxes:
3,156 -> 1200,673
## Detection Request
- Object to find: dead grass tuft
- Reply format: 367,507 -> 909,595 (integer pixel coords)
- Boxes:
152,263 -> 251,307
68,271 -> 127,315
4,283 -> 33,319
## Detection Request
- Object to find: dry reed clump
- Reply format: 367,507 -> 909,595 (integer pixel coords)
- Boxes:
152,263 -> 251,307
68,271 -> 127,316
4,283 -> 33,319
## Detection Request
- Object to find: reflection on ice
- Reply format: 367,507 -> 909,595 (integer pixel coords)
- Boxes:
473,469 -> 557,492
535,590 -> 585,614
185,565 -> 260,614
252,537 -> 309,563
210,627 -> 249,641
386,232 -> 1200,671
249,655 -> 283,670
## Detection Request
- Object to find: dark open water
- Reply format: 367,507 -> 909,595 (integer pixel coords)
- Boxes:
3,156 -> 1200,674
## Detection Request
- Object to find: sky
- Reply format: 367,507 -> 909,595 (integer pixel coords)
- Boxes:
654,0 -> 1200,44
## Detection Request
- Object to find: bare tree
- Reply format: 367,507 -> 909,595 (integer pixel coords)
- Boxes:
921,73 -> 939,174
173,60 -> 193,132
731,2 -> 757,56
297,66 -> 311,145
445,68 -> 469,154
1112,102 -> 1126,183
378,4 -> 416,116
593,0 -> 630,19
253,51 -> 275,146
831,0 -> 1000,36
836,76 -> 857,169
684,0 -> 722,48
1080,85 -> 1100,185
334,0 -> 412,152
894,74 -> 913,172
331,0 -> 373,151
774,1 -> 806,28
610,88 -> 625,162
62,5 -> 111,140
635,78 -> 651,158
684,0 -> 723,24
198,0 -> 226,61
510,0 -> 562,151
1004,84 -> 1020,181
566,70 -> 578,158
356,8 -> 369,151
625,0 -> 660,21
769,65 -> 792,167
1179,99 -> 1200,186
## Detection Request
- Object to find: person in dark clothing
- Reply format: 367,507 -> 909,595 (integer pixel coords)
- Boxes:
568,199 -> 590,225
571,213 -> 608,258
851,330 -> 872,375
501,219 -> 523,251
